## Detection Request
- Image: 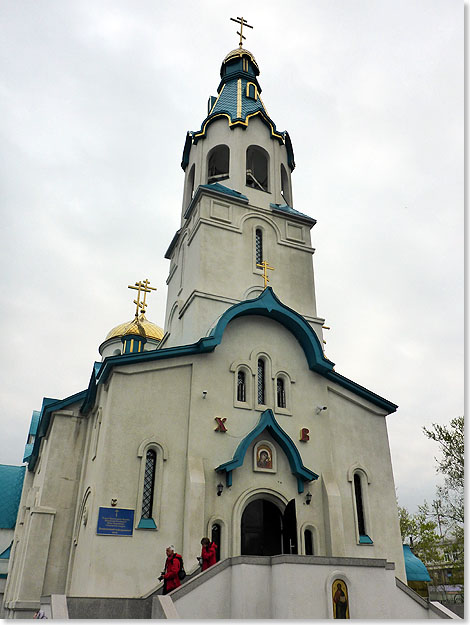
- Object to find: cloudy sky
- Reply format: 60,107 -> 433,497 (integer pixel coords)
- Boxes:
1,0 -> 463,513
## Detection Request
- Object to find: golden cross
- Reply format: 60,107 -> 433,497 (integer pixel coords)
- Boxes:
230,16 -> 253,48
128,279 -> 157,318
257,261 -> 274,289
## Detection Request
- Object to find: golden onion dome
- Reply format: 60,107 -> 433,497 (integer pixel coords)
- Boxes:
223,47 -> 259,72
105,314 -> 164,342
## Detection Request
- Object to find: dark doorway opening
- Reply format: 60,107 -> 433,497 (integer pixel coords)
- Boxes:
282,499 -> 298,554
241,498 -> 297,556
211,523 -> 221,562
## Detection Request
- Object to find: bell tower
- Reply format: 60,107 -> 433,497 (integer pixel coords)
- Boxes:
162,37 -> 325,348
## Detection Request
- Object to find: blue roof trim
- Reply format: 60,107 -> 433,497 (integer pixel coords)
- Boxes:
82,337 -> 217,404
322,369 -> 397,413
23,444 -> 33,463
28,391 -> 88,472
193,109 -> 286,145
23,410 -> 42,461
0,465 -> 25,528
200,182 -> 249,201
80,287 -> 396,417
270,203 -> 316,224
28,410 -> 40,436
215,409 -> 318,493
285,132 -> 295,171
165,228 -> 182,260
184,183 -> 249,220
209,287 -> 335,375
80,366 -> 99,416
403,544 -> 432,582
209,288 -> 396,411
181,132 -> 192,171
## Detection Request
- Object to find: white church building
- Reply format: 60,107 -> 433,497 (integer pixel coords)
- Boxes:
2,28 -> 456,620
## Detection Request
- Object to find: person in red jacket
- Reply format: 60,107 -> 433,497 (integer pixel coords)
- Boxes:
200,537 -> 217,571
158,545 -> 181,594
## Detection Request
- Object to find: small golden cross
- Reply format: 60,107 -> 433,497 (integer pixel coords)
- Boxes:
230,16 -> 253,48
128,279 -> 157,318
257,260 -> 274,289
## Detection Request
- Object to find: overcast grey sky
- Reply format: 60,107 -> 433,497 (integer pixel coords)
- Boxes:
0,0 -> 463,512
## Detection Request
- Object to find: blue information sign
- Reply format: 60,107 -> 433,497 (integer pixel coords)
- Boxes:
97,507 -> 134,536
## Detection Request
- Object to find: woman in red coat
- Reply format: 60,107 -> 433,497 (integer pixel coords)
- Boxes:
200,537 -> 217,571
158,545 -> 181,594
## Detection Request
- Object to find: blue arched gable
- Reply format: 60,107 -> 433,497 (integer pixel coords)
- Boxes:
209,287 -> 335,374
215,409 -> 318,493
81,288 -> 397,419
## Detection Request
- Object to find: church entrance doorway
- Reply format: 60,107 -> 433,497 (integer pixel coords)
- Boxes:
241,498 -> 297,556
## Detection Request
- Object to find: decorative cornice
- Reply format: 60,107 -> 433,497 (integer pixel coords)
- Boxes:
183,183 -> 249,220
28,391 -> 87,471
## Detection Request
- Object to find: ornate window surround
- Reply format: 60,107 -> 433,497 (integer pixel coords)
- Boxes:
274,370 -> 294,416
230,361 -> 254,409
207,516 -> 228,561
347,464 -> 373,545
299,522 -> 319,555
135,438 -> 168,530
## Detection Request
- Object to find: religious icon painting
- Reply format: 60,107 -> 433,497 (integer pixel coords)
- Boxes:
253,441 -> 276,473
332,579 -> 350,619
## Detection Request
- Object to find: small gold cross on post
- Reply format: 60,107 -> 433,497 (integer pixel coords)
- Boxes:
257,260 -> 274,289
230,16 -> 253,48
128,279 -> 157,318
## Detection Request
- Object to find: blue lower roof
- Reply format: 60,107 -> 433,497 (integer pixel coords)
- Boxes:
403,544 -> 431,582
0,465 -> 25,529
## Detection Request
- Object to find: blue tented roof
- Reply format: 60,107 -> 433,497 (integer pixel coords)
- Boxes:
403,544 -> 431,582
0,465 -> 25,529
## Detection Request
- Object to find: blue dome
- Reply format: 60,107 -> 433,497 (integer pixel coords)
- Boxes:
403,544 -> 431,582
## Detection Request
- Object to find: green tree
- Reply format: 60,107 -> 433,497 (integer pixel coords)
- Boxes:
423,416 -> 464,529
399,502 -> 442,564
424,416 -> 464,591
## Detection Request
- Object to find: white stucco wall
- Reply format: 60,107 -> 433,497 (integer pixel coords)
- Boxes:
172,557 -> 447,620
165,116 -> 322,348
5,300 -> 403,606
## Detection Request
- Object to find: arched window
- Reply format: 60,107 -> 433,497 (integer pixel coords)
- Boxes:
246,82 -> 258,100
354,473 -> 366,536
179,239 -> 186,291
276,377 -> 286,409
211,523 -> 221,562
208,145 -> 229,184
280,164 -> 292,206
304,529 -> 314,555
237,370 -> 246,402
142,449 -> 156,519
255,228 -> 263,265
257,359 -> 265,405
136,439 -> 167,530
246,146 -> 268,192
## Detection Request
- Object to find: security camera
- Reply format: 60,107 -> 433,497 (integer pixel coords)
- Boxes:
202,390 -> 208,398
315,406 -> 328,414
